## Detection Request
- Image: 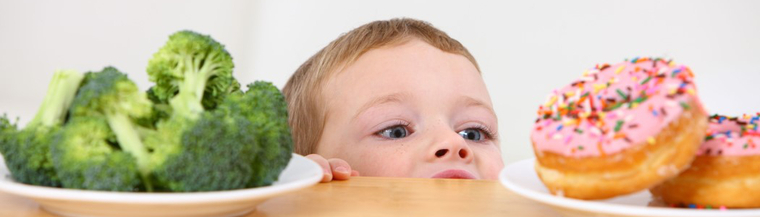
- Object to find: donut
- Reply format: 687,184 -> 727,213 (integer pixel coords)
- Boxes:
651,113 -> 760,208
531,57 -> 708,199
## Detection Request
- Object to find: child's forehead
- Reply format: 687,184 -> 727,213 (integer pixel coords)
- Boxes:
333,40 -> 477,79
332,39 -> 478,79
321,40 -> 492,116
327,38 -> 479,80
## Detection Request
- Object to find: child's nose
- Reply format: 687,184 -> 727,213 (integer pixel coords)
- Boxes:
428,131 -> 474,163
434,148 -> 468,159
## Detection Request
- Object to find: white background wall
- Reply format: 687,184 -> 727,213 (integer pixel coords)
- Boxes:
1,0 -> 759,165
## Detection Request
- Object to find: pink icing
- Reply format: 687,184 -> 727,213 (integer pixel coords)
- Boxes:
531,58 -> 706,157
698,114 -> 760,156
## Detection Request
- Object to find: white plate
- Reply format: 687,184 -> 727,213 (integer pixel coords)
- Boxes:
0,153 -> 322,217
499,158 -> 760,217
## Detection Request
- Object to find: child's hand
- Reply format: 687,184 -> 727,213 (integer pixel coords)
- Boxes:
306,154 -> 360,182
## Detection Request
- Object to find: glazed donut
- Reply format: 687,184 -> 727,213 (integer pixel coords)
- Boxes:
651,113 -> 760,208
531,57 -> 708,199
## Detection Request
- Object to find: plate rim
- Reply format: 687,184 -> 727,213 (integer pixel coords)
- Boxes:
0,153 -> 322,204
499,158 -> 760,217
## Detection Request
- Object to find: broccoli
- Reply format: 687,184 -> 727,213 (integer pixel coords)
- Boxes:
146,30 -> 240,116
0,114 -> 14,139
0,70 -> 84,187
136,88 -> 171,129
143,30 -> 249,191
153,108 -> 260,191
150,82 -> 293,191
142,31 -> 292,191
0,114 -> 17,171
220,81 -> 293,186
50,117 -> 143,191
60,67 -> 154,190
1,30 -> 294,193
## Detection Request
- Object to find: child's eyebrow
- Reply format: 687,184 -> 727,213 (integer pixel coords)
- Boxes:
458,96 -> 498,120
350,93 -> 496,122
351,92 -> 410,121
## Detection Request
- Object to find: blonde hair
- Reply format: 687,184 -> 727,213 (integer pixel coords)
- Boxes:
283,18 -> 479,155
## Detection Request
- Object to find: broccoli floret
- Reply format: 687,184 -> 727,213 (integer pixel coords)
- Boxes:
65,67 -> 154,190
0,114 -> 15,140
0,70 -> 84,187
153,109 -> 259,191
151,82 -> 292,191
50,117 -> 142,191
0,114 -> 18,171
219,81 -> 293,186
137,87 -> 172,129
149,81 -> 292,191
142,30 -> 264,192
146,30 -> 240,116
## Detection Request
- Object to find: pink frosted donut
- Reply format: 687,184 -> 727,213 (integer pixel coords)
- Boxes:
651,113 -> 760,208
699,114 -> 760,156
531,57 -> 708,199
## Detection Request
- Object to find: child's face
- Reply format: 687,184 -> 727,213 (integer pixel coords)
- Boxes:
317,39 -> 503,179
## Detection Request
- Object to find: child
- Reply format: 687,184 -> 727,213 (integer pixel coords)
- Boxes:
283,18 -> 503,182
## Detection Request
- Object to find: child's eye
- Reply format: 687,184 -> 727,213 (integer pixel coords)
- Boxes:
458,128 -> 492,141
377,125 -> 409,139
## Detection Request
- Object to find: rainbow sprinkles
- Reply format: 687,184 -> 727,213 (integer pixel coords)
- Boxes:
699,113 -> 760,156
531,57 -> 704,157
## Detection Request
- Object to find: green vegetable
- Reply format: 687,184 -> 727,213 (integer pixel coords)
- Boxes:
144,32 -> 291,191
56,67 -> 154,191
0,30 -> 293,193
224,81 -> 293,187
153,81 -> 293,191
146,30 -> 240,115
50,117 -> 143,191
0,70 -> 84,187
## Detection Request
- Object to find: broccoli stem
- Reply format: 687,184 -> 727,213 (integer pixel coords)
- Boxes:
105,113 -> 153,191
27,70 -> 84,129
169,53 -> 218,119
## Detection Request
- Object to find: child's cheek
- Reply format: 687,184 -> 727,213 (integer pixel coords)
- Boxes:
474,147 -> 504,180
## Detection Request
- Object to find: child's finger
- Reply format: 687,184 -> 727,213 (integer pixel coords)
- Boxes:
327,158 -> 352,180
351,170 -> 360,177
306,154 -> 333,183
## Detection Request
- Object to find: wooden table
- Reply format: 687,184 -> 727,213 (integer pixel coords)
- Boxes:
0,177 -> 561,217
